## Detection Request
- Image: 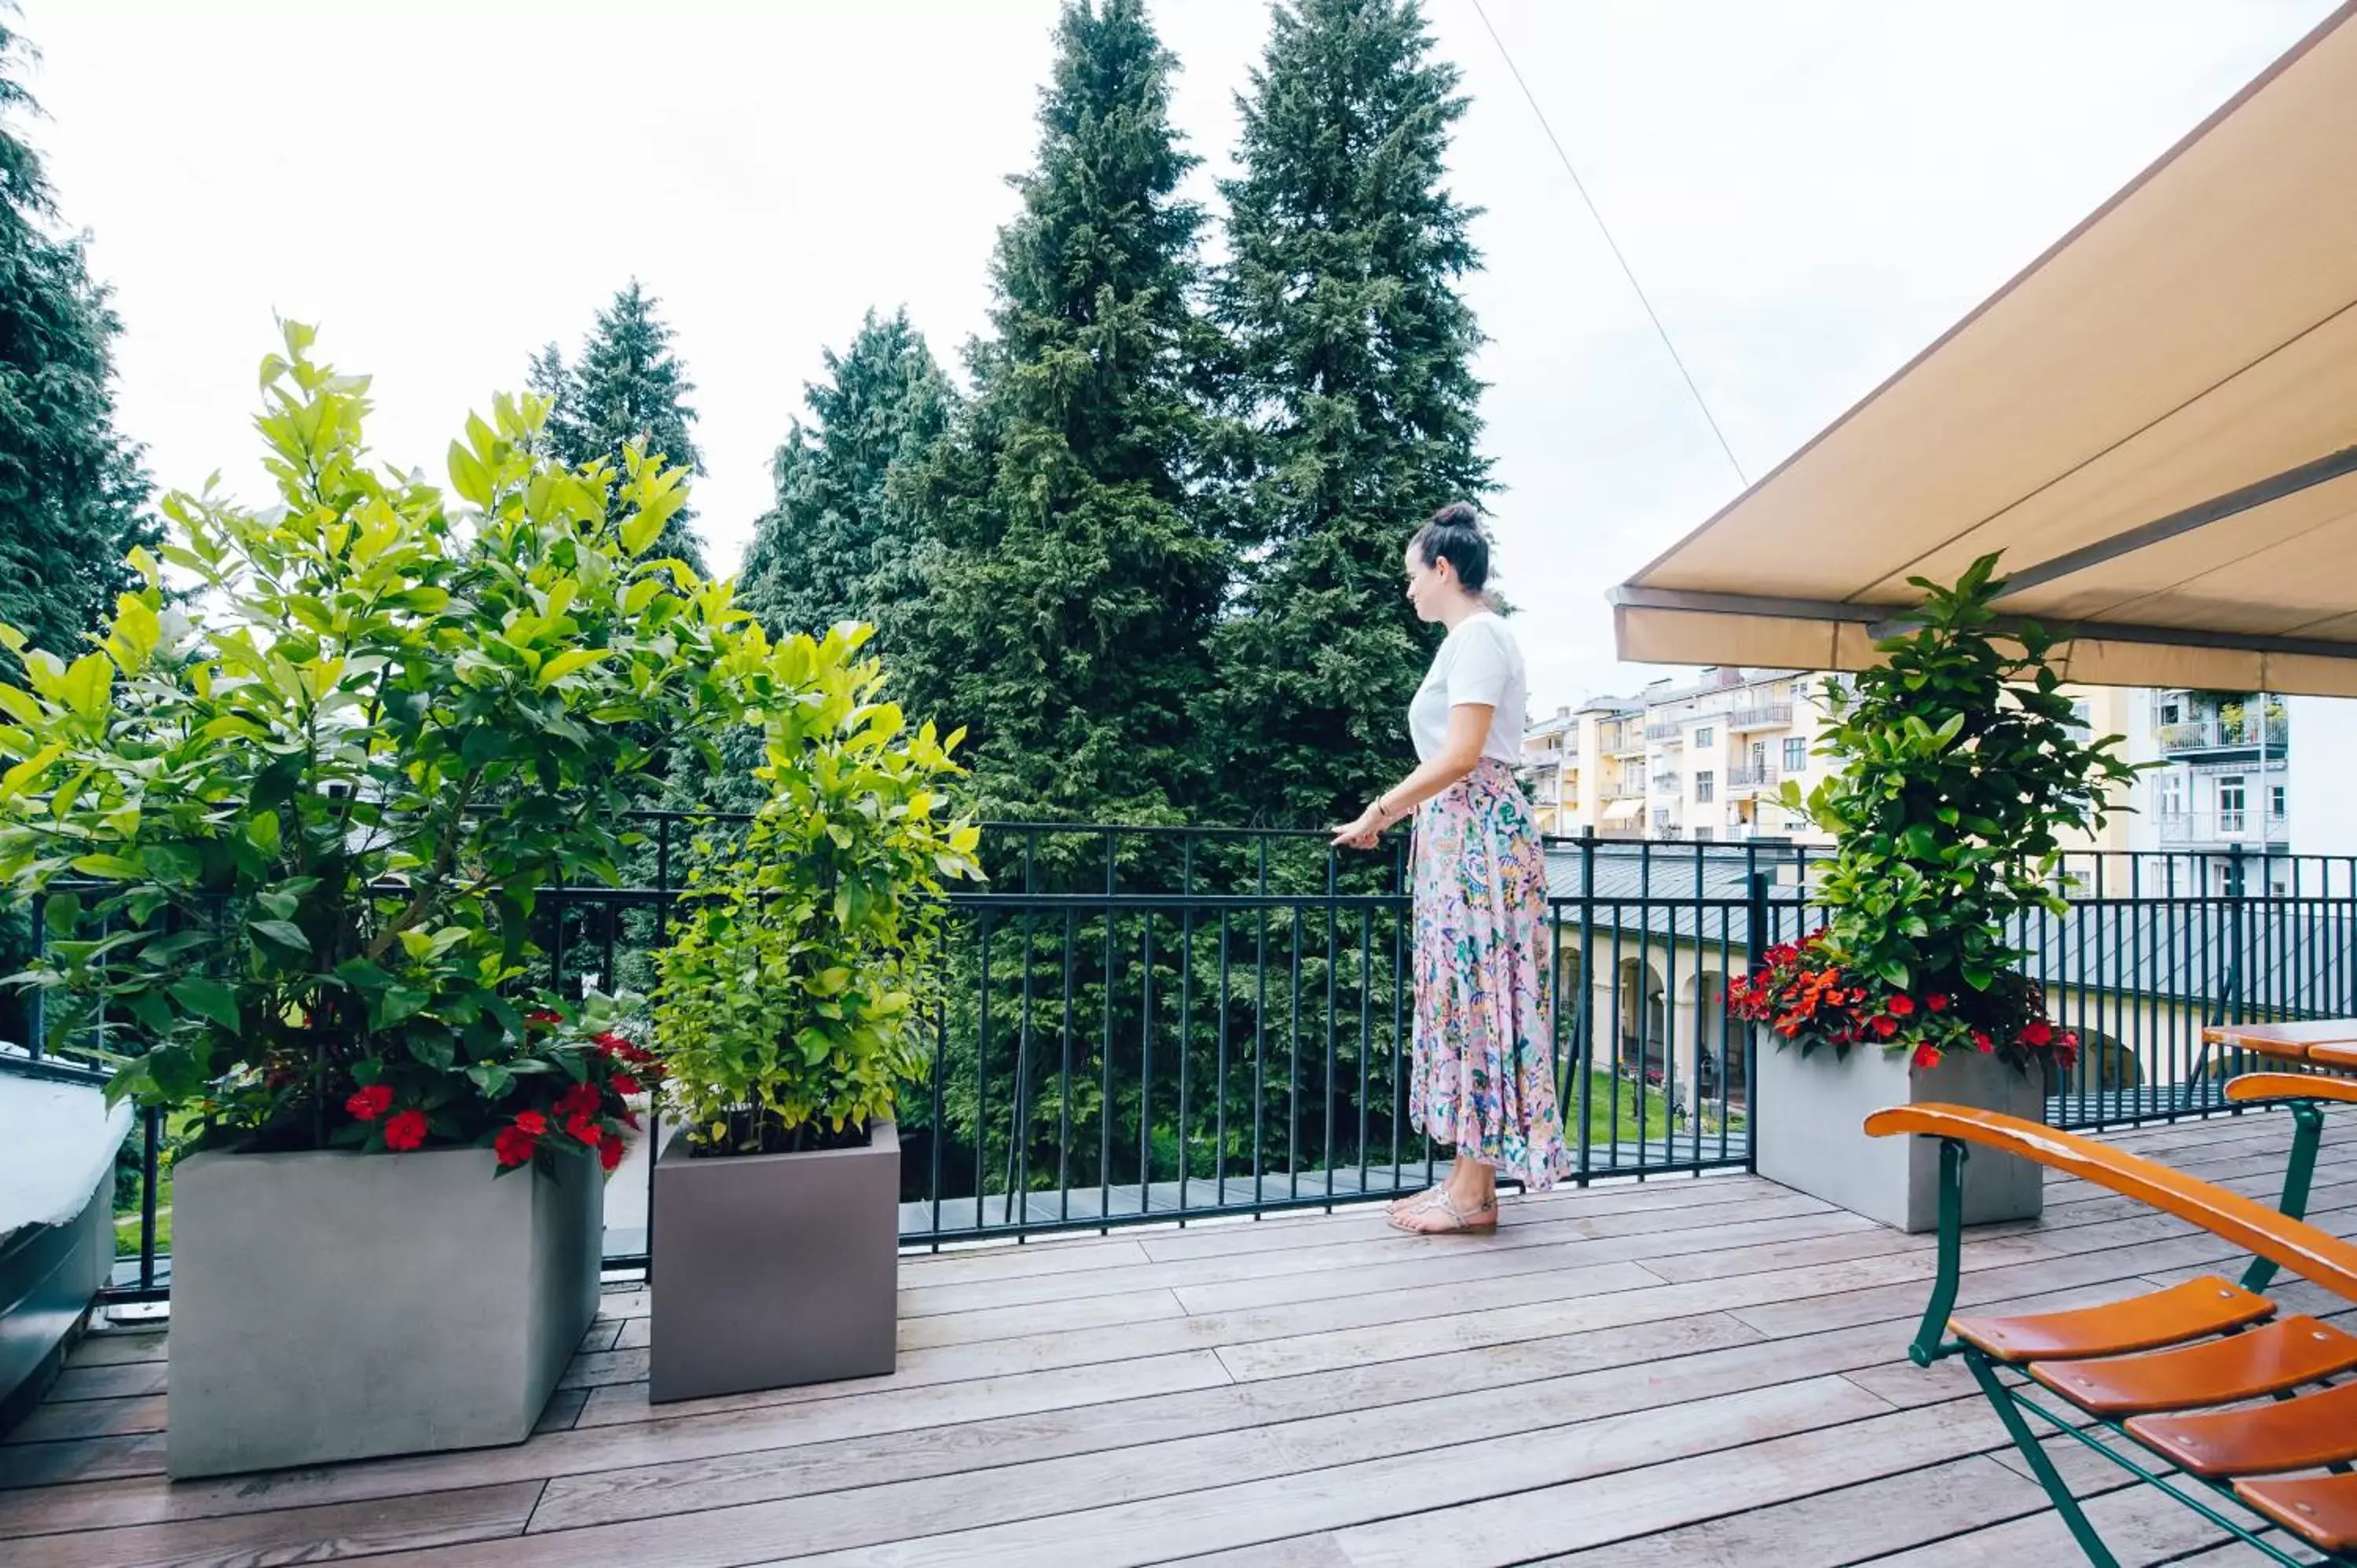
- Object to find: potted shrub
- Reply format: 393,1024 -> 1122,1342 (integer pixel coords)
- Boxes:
0,324 -> 749,1475
647,623 -> 980,1403
1732,555 -> 2142,1232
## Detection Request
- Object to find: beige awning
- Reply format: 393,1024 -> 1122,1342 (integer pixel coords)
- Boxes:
1611,4 -> 2357,697
1601,798 -> 1646,822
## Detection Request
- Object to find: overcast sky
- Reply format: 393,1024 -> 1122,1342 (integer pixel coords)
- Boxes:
18,0 -> 2339,716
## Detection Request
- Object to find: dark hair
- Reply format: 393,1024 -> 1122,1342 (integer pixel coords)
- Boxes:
1410,500 -> 1490,592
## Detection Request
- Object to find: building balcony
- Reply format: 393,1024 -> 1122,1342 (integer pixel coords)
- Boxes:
1599,779 -> 1647,801
1728,762 -> 1780,789
2158,713 -> 2289,756
1643,720 -> 1683,742
1726,703 -> 1794,731
1649,772 -> 1683,794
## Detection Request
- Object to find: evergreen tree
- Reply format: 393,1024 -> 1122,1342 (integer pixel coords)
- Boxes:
529,281 -> 707,573
902,0 -> 1224,826
0,21 -> 152,674
1211,0 -> 1490,826
739,307 -> 953,640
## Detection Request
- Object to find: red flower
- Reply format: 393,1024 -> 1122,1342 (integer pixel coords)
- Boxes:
513,1110 -> 548,1136
494,1125 -> 537,1167
592,1031 -> 631,1054
610,1072 -> 641,1097
1874,1015 -> 1900,1038
345,1083 -> 393,1122
1913,1044 -> 1941,1069
1926,994 -> 1949,1013
565,1111 -> 602,1145
599,1132 -> 625,1173
383,1109 -> 429,1152
526,1009 -> 563,1028
621,1109 -> 641,1130
2021,1020 -> 2054,1048
1971,1030 -> 1994,1053
555,1081 -> 601,1119
1886,994 -> 1916,1017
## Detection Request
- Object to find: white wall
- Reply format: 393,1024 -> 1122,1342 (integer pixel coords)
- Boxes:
2289,695 -> 2357,856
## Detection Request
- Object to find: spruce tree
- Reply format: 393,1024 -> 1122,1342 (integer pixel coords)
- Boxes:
529,281 -> 706,573
902,0 -> 1224,826
739,307 -> 953,640
0,22 -> 152,674
1211,0 -> 1490,826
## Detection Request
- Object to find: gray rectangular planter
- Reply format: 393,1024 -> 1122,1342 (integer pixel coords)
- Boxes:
169,1143 -> 599,1478
1754,1039 -> 2047,1233
651,1119 -> 897,1404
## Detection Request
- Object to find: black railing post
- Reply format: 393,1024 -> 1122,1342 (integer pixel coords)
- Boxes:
1745,870 -> 1771,1173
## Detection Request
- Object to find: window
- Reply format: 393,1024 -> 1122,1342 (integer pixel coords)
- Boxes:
1694,727 -> 1714,748
2271,784 -> 2286,818
2069,700 -> 2091,731
1783,737 -> 1808,773
1784,809 -> 1812,831
1695,771 -> 1715,804
2154,774 -> 2184,816
2218,776 -> 2246,834
1693,827 -> 1714,842
2161,700 -> 2182,725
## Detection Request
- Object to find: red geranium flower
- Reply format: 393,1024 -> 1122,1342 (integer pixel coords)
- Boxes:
1971,1030 -> 1994,1053
610,1072 -> 641,1097
592,1031 -> 631,1054
345,1083 -> 394,1121
383,1109 -> 429,1152
513,1110 -> 548,1136
526,1009 -> 563,1027
1886,994 -> 1916,1017
565,1111 -> 602,1145
2021,1020 -> 2054,1047
555,1081 -> 601,1119
1874,1015 -> 1900,1038
1912,1044 -> 1941,1069
599,1132 -> 625,1172
1926,994 -> 1949,1013
493,1125 -> 537,1167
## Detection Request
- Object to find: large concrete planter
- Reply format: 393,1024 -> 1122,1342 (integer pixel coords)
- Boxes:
1754,1041 -> 2048,1233
168,1143 -> 600,1478
650,1120 -> 897,1404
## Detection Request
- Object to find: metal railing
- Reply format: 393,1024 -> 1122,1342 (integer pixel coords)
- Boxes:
1644,721 -> 1683,742
2156,809 -> 2289,846
1728,762 -> 1779,789
1728,703 -> 1794,730
15,820 -> 2356,1302
2159,714 -> 2289,755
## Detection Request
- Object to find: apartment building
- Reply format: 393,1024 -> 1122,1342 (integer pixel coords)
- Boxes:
1522,674 -> 2297,872
1520,669 -> 1838,843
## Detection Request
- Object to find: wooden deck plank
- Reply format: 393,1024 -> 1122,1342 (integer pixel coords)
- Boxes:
526,1315 -> 1840,1538
0,1111 -> 2339,1568
9,1480 -> 543,1568
0,1354 -> 1232,1537
744,1378 -> 1898,1568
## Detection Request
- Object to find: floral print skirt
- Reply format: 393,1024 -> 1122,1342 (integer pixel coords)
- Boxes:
1409,757 -> 1573,1190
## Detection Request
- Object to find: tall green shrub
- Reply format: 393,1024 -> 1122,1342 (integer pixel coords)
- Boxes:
0,324 -> 754,1161
651,624 -> 982,1154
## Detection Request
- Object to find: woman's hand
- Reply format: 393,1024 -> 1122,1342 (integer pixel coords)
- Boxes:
1330,803 -> 1388,850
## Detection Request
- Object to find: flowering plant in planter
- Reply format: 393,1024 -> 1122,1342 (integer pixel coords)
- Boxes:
0,323 -> 753,1169
1737,554 -> 2143,1076
1728,929 -> 2080,1075
651,623 -> 983,1156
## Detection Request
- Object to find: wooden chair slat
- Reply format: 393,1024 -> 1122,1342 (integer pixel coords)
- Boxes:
1952,1275 -> 2271,1364
2027,1314 -> 2357,1415
2234,1474 -> 2357,1555
2223,1072 -> 2357,1107
2127,1378 -> 2357,1478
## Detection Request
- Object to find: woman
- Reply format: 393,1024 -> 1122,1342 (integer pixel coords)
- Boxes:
1332,502 -> 1572,1233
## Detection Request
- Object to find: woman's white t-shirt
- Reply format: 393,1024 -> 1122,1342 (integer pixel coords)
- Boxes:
1408,610 -> 1528,766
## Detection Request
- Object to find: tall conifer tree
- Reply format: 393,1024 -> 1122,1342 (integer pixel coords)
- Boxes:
1211,0 -> 1490,826
528,281 -> 707,573
739,308 -> 953,639
903,0 -> 1224,825
0,21 -> 152,674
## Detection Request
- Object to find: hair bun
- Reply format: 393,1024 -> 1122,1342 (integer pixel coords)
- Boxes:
1428,500 -> 1482,531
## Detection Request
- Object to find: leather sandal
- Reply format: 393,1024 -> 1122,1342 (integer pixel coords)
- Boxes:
1387,1189 -> 1499,1234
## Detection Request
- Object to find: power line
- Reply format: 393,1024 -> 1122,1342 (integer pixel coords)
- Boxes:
1467,0 -> 1750,488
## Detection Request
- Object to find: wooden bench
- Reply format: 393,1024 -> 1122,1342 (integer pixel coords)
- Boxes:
1868,1097 -> 2357,1566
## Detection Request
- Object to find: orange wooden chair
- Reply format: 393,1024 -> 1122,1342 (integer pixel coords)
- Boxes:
1869,1092 -> 2357,1566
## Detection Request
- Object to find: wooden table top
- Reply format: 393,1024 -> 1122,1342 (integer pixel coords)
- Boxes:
2203,1020 -> 2357,1065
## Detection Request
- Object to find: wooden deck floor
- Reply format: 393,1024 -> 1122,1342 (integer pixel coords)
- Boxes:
2,1109 -> 2346,1566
